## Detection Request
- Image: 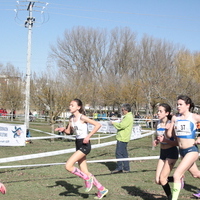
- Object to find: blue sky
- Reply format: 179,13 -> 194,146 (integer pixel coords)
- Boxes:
0,0 -> 200,74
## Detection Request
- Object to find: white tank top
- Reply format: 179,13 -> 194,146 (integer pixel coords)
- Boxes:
71,114 -> 88,139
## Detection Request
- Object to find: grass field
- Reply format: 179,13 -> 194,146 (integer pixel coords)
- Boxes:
0,121 -> 200,200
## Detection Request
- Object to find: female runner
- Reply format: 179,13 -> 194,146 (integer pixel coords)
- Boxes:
55,99 -> 108,199
166,95 -> 200,200
153,103 -> 179,200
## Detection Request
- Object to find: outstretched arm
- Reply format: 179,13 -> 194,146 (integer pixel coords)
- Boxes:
55,122 -> 72,135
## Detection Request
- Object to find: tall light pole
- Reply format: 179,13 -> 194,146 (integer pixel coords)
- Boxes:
24,2 -> 35,134
15,1 -> 48,134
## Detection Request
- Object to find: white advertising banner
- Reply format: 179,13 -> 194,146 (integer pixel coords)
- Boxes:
131,125 -> 142,139
88,121 -> 117,134
88,121 -> 141,139
88,121 -> 109,133
0,123 -> 26,146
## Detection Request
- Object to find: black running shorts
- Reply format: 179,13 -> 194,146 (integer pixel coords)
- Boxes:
160,146 -> 178,160
75,139 -> 91,155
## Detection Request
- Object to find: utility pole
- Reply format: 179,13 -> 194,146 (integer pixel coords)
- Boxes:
15,1 -> 48,136
24,2 -> 35,135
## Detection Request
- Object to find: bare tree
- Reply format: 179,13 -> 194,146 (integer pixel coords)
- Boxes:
173,50 -> 200,106
136,35 -> 179,113
100,27 -> 139,109
31,70 -> 70,127
48,26 -> 200,114
0,63 -> 24,119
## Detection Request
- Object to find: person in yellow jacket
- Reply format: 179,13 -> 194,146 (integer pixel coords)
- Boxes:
110,103 -> 133,173
93,112 -> 98,121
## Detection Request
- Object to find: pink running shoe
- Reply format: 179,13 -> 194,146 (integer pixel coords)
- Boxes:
180,177 -> 184,189
94,188 -> 108,199
0,183 -> 6,194
85,176 -> 93,192
193,192 -> 200,198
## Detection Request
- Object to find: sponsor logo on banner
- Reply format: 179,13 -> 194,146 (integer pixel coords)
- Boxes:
0,123 -> 26,146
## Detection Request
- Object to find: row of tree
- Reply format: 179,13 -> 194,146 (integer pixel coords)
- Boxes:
1,27 -> 200,124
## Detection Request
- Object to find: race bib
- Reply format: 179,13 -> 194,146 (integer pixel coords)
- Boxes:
175,120 -> 191,136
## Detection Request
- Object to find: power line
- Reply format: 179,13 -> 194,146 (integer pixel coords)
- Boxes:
46,3 -> 200,22
45,11 -> 199,33
0,1 -> 199,22
0,9 -> 14,11
0,2 -> 199,31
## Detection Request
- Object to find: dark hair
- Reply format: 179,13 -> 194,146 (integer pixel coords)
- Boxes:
72,98 -> 85,114
177,95 -> 195,112
121,103 -> 131,112
159,103 -> 172,120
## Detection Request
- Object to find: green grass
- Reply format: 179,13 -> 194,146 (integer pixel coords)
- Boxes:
0,121 -> 199,199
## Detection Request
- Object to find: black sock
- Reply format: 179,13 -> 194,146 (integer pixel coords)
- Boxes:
167,176 -> 174,182
162,182 -> 171,197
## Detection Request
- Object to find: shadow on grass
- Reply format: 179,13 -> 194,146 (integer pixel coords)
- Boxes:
49,180 -> 91,198
99,161 -> 116,171
128,147 -> 147,151
0,165 -> 52,174
5,176 -> 68,184
89,153 -> 110,159
182,182 -> 199,194
122,186 -> 166,200
98,161 -> 156,174
123,183 -> 200,200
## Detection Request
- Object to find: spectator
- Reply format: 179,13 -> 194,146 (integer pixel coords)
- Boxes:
135,112 -> 140,119
97,111 -> 101,121
135,112 -> 140,125
93,112 -> 98,121
13,110 -> 16,119
110,111 -> 116,120
110,103 -> 133,173
29,111 -> 33,122
102,111 -> 107,121
33,110 -> 38,121
145,115 -> 151,128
